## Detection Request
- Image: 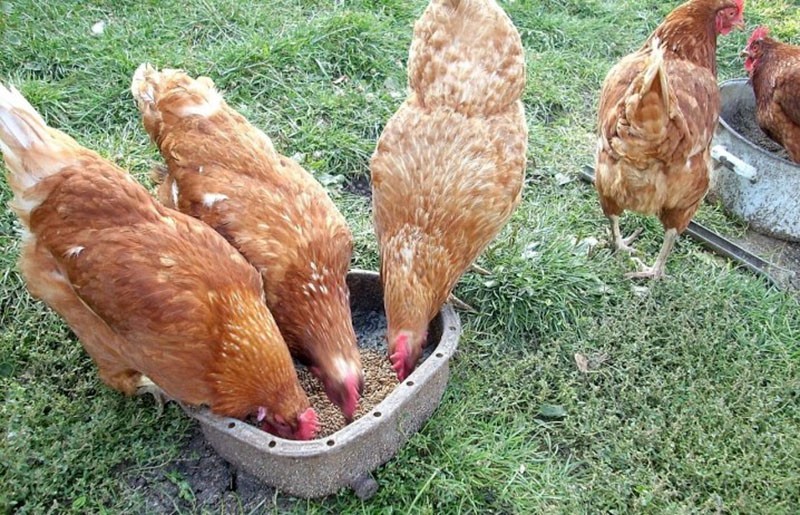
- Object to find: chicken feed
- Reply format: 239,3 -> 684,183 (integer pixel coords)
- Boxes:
727,105 -> 792,160
298,349 -> 397,437
247,310 -> 432,437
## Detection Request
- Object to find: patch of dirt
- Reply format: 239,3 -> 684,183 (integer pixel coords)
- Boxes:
122,427 -> 298,513
344,174 -> 372,198
725,107 -> 792,161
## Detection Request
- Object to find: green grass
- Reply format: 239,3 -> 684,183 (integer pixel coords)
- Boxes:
2,0 -> 799,512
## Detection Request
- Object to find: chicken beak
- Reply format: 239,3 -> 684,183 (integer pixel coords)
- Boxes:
733,19 -> 746,31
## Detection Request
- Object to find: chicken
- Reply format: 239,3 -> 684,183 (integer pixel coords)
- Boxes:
743,26 -> 800,163
130,66 -> 363,421
594,0 -> 745,279
0,83 -> 317,440
370,0 -> 528,380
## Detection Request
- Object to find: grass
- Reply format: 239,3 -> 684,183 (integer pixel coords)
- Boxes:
1,0 -> 799,512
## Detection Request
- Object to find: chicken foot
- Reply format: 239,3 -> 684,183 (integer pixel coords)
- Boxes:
609,215 -> 642,254
468,263 -> 492,275
136,376 -> 171,416
625,228 -> 678,280
447,264 -> 490,311
447,293 -> 478,313
448,262 -> 493,312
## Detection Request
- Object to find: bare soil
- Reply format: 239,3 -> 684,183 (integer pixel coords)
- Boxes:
123,428 -> 292,513
344,174 -> 372,197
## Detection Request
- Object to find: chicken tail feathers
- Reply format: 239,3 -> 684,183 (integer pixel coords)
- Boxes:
131,63 -> 160,113
131,64 -> 223,121
0,82 -> 79,199
131,63 -> 224,144
131,63 -> 166,143
623,38 -> 672,136
640,38 -> 670,115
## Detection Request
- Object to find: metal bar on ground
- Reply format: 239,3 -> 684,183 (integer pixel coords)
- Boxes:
578,165 -> 781,286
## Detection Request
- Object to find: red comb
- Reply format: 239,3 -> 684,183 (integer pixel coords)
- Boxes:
749,26 -> 769,45
297,407 -> 318,440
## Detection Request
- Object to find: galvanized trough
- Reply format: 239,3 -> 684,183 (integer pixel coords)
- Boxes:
710,78 -> 800,242
181,270 -> 461,499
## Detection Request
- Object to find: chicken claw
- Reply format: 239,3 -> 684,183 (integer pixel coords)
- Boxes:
136,376 -> 170,416
609,215 -> 642,254
624,228 -> 678,280
447,293 -> 477,313
468,264 -> 492,275
624,257 -> 667,280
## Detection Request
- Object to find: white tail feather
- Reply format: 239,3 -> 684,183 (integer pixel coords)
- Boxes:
131,63 -> 159,109
0,82 -> 83,223
131,63 -> 223,120
0,84 -> 49,157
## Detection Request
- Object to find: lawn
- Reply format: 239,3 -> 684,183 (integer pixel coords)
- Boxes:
1,0 -> 799,513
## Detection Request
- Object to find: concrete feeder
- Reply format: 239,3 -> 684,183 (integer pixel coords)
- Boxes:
181,270 -> 461,499
710,78 -> 800,242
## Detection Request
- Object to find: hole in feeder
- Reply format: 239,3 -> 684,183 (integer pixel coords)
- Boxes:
227,422 -> 235,429
449,326 -> 456,331
326,439 -> 335,447
268,441 -> 276,448
373,411 -> 382,418
435,352 -> 444,358
406,380 -> 415,386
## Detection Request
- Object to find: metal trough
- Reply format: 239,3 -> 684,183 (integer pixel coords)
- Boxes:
710,78 -> 800,242
181,270 -> 461,499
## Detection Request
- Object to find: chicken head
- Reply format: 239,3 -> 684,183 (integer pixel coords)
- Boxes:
715,0 -> 745,35
258,406 -> 319,440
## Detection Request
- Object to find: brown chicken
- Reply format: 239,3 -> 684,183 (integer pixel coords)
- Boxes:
0,83 -> 317,440
371,0 -> 528,380
743,26 -> 800,163
595,0 -> 745,279
130,66 -> 363,421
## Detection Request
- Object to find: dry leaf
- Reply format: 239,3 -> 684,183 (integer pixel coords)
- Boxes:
574,352 -> 590,373
554,172 -> 574,186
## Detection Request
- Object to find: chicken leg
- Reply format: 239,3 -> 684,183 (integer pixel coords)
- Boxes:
609,215 -> 642,254
136,376 -> 171,416
447,293 -> 478,313
625,228 -> 678,280
468,263 -> 492,275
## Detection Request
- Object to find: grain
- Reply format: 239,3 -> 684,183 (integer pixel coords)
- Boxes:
298,349 -> 398,438
726,106 -> 791,160
245,309 -> 432,437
